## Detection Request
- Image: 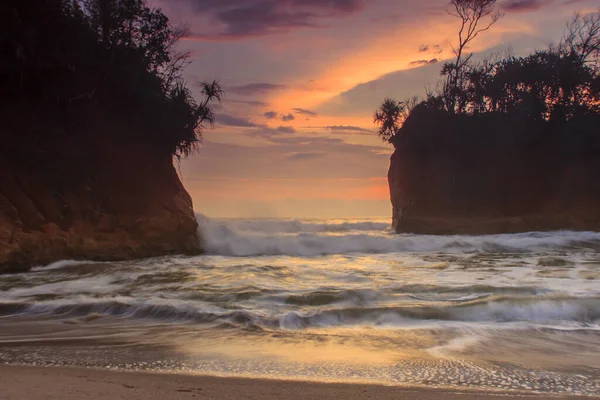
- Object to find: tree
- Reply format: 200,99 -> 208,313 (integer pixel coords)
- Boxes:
562,12 -> 600,68
0,0 -> 222,159
372,10 -> 600,147
374,98 -> 405,143
83,0 -> 177,71
443,0 -> 504,113
169,80 -> 224,158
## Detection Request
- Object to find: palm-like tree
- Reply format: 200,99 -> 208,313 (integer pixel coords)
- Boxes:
373,98 -> 405,143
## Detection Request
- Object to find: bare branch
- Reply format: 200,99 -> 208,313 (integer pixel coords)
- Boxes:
445,0 -> 504,112
562,12 -> 600,66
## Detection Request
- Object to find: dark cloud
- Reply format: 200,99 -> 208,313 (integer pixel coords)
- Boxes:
419,44 -> 443,54
217,114 -> 259,127
292,108 -> 318,117
276,126 -> 296,134
264,111 -> 278,119
183,0 -> 365,40
286,152 -> 323,161
282,113 -> 295,122
409,58 -> 439,66
502,0 -> 546,12
228,99 -> 271,107
215,2 -> 314,38
228,83 -> 285,96
243,125 -> 297,140
325,125 -> 373,134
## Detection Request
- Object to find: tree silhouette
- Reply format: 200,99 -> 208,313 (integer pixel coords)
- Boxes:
372,11 -> 600,145
0,0 -> 221,158
374,98 -> 406,143
562,12 -> 600,67
443,0 -> 504,113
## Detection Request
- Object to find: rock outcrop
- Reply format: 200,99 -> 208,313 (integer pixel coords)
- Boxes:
0,132 -> 201,274
388,110 -> 600,234
0,0 -> 213,274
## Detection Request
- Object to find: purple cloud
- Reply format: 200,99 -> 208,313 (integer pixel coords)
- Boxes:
292,108 -> 318,117
217,114 -> 259,127
419,44 -> 443,54
276,126 -> 296,134
286,152 -> 323,161
242,125 -> 297,140
264,111 -> 278,119
409,58 -> 438,67
282,113 -> 295,122
228,99 -> 271,107
228,83 -> 285,96
325,125 -> 373,134
502,0 -> 547,12
180,0 -> 365,40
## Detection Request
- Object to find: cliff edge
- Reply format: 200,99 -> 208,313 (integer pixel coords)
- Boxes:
374,12 -> 600,234
0,0 -> 221,272
0,131 -> 201,274
388,109 -> 600,234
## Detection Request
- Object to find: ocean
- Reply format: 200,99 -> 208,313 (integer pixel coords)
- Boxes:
1,216 -> 600,395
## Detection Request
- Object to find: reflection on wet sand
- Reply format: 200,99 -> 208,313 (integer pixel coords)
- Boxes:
1,316 -> 600,394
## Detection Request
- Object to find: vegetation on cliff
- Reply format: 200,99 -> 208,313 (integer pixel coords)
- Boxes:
377,1 -> 600,233
375,2 -> 600,152
0,0 -> 222,160
0,0 -> 218,271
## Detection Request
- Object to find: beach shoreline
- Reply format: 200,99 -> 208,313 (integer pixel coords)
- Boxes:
0,364 -> 597,400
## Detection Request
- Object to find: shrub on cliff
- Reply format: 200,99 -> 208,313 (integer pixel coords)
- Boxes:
0,0 -> 221,159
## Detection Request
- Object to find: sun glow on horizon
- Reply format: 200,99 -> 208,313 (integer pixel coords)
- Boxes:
168,0 -> 592,217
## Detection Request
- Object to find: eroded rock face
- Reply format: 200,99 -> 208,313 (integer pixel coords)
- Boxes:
388,148 -> 600,234
387,108 -> 600,235
0,139 -> 201,274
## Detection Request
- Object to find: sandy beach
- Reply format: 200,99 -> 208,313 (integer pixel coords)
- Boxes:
1,365 -> 598,400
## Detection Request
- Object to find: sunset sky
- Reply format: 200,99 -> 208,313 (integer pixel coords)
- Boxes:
154,0 -> 598,218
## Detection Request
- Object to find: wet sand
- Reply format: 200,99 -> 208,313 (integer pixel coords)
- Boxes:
0,365 -> 597,400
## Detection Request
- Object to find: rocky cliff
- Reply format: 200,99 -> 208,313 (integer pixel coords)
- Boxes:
0,0 -> 215,273
0,126 -> 201,274
388,110 -> 600,234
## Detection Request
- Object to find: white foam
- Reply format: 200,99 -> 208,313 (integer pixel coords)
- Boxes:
197,215 -> 391,234
427,335 -> 484,357
30,260 -> 97,272
0,275 -> 125,300
452,298 -> 600,323
197,215 -> 600,257
274,297 -> 600,329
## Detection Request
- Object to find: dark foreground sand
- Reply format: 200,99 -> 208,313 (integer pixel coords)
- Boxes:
1,365 -> 598,400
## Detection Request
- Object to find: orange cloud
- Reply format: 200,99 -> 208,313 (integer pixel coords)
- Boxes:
264,12 -> 541,118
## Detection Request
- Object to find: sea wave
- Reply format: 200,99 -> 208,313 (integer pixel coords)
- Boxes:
278,296 -> 600,329
197,215 -> 391,234
197,215 -> 600,256
3,295 -> 599,330
30,260 -> 98,272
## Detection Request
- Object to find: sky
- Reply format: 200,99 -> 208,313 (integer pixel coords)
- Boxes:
154,0 -> 598,219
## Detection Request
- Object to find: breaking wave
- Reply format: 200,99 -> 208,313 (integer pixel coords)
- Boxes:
3,295 -> 599,330
197,216 -> 392,234
197,215 -> 600,257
